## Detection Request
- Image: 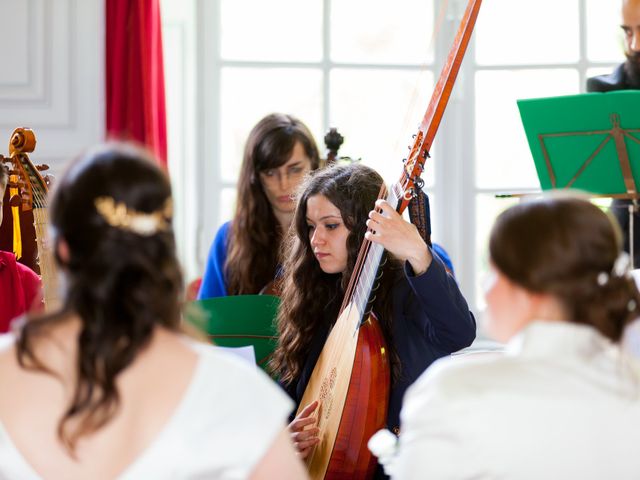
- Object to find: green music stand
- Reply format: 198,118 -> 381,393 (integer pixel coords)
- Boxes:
518,90 -> 640,263
518,90 -> 640,196
184,295 -> 279,373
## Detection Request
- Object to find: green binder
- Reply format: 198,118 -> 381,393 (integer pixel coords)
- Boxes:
517,90 -> 640,197
185,295 -> 279,373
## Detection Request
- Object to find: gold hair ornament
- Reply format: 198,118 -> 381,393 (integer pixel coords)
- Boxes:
94,196 -> 172,236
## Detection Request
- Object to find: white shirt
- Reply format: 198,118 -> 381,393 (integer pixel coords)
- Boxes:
0,337 -> 293,480
623,317 -> 640,358
391,321 -> 640,480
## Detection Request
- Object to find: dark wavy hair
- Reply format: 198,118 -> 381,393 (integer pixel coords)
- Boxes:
271,163 -> 401,384
16,143 -> 183,451
226,113 -> 320,295
489,195 -> 640,342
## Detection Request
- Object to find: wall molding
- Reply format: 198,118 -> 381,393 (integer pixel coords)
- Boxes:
0,0 -> 104,175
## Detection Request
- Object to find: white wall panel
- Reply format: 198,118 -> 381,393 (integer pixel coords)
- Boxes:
0,0 -> 104,175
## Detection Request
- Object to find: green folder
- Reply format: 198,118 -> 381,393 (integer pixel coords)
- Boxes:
517,90 -> 640,197
185,295 -> 279,373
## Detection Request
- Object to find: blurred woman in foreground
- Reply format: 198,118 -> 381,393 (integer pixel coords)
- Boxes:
0,143 -> 306,479
378,195 -> 640,479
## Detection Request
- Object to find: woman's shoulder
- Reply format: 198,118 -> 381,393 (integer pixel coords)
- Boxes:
406,351 -> 511,402
214,221 -> 232,242
150,341 -> 294,476
0,250 -> 15,263
121,340 -> 293,479
211,221 -> 232,258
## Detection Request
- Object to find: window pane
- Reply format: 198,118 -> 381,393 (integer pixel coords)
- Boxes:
475,69 -> 580,189
220,68 -> 323,182
427,193 -> 460,277
331,0 -> 435,65
474,193 -> 519,310
330,68 -> 435,187
220,0 -> 322,62
476,0 -> 579,65
218,188 -> 237,227
586,0 -> 625,62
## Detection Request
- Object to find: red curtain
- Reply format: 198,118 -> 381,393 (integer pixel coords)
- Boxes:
106,0 -> 168,167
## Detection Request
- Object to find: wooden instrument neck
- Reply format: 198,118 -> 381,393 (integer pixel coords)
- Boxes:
339,184 -> 401,325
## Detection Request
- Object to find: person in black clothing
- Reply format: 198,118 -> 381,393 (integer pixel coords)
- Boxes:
588,0 -> 640,266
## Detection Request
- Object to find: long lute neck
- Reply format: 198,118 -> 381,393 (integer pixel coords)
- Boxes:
339,182 -> 402,324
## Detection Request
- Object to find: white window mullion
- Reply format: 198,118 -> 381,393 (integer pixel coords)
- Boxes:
197,0 -> 222,269
322,0 -> 331,134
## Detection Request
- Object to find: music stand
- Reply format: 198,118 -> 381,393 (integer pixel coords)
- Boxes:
184,295 -> 279,374
518,90 -> 640,265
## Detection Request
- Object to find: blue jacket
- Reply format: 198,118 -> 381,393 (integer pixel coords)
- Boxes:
198,221 -> 231,299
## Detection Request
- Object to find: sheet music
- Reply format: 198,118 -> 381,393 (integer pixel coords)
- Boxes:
214,345 -> 257,367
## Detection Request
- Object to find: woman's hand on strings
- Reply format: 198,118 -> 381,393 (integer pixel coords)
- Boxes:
365,199 -> 432,275
288,400 -> 320,459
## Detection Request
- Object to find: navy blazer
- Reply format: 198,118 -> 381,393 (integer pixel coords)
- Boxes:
586,63 -> 630,92
283,254 -> 476,433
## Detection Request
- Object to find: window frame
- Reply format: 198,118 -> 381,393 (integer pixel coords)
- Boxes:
163,0 -> 623,324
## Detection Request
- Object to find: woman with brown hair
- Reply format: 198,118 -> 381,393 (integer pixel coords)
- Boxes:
0,143 -> 306,479
270,162 -> 476,471
384,195 -> 640,479
198,113 -> 320,298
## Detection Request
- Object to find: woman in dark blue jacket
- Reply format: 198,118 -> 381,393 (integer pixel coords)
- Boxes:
270,162 -> 476,476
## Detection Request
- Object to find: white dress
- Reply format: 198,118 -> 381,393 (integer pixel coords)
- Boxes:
0,336 -> 293,480
389,321 -> 640,480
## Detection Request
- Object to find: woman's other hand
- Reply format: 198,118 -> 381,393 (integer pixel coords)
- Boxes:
365,199 -> 432,275
288,400 -> 320,459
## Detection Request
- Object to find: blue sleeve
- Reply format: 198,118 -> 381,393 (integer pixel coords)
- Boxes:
197,222 -> 231,299
431,243 -> 454,277
404,250 -> 476,352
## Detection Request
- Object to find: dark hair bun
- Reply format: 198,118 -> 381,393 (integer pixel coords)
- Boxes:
490,196 -> 640,342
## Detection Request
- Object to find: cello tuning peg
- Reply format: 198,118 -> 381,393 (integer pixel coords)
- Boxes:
44,174 -> 54,187
36,164 -> 50,171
